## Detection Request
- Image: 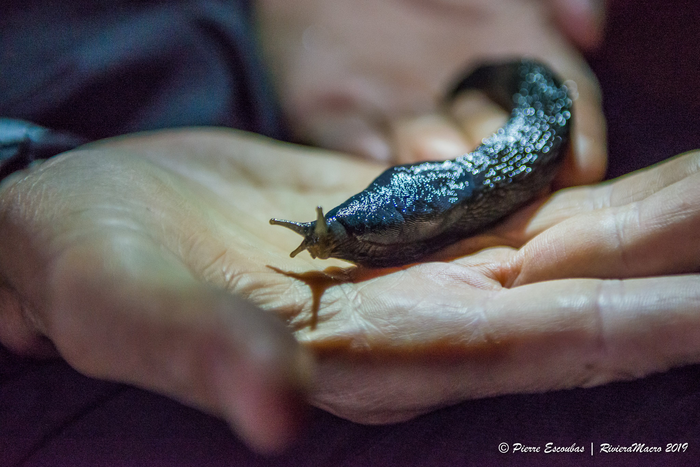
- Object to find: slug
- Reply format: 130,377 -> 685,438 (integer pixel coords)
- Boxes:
270,59 -> 572,268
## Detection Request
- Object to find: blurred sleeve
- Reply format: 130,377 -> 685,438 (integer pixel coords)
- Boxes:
0,118 -> 87,180
0,0 -> 286,145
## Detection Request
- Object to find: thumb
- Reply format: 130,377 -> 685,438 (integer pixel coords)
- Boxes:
43,234 -> 313,454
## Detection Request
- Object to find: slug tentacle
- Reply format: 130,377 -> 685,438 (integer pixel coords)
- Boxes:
271,59 -> 572,268
268,218 -> 310,236
270,207 -> 346,260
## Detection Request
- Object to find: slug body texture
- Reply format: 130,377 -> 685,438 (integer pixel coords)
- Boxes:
270,59 -> 572,267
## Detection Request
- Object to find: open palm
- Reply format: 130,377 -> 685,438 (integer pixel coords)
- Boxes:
2,128 -> 699,450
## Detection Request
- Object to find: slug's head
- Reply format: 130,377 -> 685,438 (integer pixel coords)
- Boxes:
270,207 -> 345,261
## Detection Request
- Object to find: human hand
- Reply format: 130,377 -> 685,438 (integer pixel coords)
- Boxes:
300,148 -> 700,423
256,0 -> 607,187
5,129 -> 693,433
0,130 -> 323,454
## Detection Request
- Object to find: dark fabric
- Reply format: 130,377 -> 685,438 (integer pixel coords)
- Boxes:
1,1 -> 700,466
0,0 -> 285,141
0,0 -> 286,180
3,344 -> 700,466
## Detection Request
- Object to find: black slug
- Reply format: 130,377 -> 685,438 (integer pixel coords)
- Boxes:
270,59 -> 572,267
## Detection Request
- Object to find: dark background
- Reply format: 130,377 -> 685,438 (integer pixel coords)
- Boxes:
2,1 -> 700,466
593,0 -> 700,179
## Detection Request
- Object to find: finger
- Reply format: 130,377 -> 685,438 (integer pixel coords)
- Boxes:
43,234 -> 313,454
553,82 -> 608,187
301,272 -> 700,422
299,112 -> 394,163
391,114 -> 472,164
510,168 -> 700,286
447,90 -> 508,150
547,0 -> 606,51
549,59 -> 607,187
522,150 -> 700,238
481,274 -> 700,394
